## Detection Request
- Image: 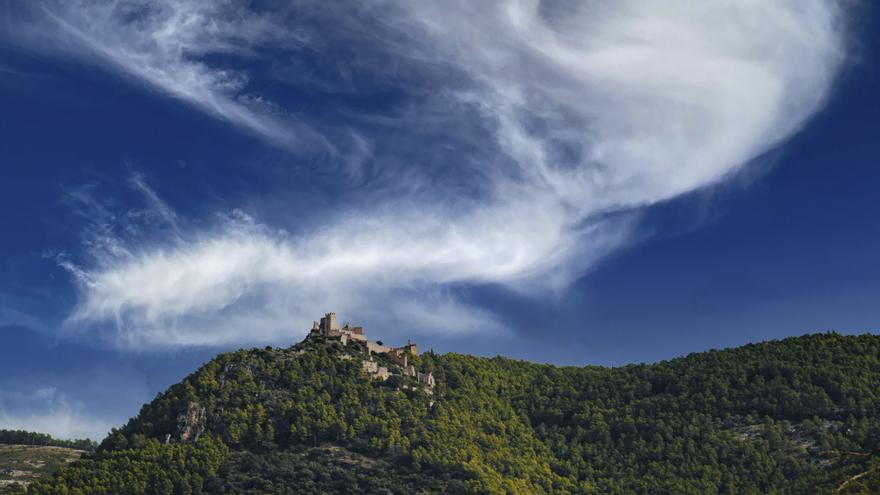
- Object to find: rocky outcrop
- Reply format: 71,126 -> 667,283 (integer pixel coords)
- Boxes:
176,402 -> 207,444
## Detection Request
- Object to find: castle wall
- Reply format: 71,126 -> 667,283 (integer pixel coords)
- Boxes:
387,350 -> 408,367
393,343 -> 418,357
362,359 -> 390,381
367,341 -> 391,355
342,331 -> 367,342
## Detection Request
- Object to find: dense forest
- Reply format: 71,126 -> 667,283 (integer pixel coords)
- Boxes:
21,332 -> 880,494
0,430 -> 96,452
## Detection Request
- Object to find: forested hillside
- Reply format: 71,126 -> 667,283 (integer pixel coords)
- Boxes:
23,332 -> 880,494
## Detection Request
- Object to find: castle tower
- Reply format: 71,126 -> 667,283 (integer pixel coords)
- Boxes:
405,339 -> 417,356
318,312 -> 340,335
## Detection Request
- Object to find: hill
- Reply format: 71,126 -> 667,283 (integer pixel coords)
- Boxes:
0,445 -> 85,494
0,430 -> 95,493
21,331 -> 880,494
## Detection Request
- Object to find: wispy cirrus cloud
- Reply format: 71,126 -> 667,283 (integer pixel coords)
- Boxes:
0,305 -> 49,333
5,1 -> 847,347
4,1 -> 333,153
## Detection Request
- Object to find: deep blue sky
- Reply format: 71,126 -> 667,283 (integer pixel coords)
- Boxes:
1,1 -> 878,439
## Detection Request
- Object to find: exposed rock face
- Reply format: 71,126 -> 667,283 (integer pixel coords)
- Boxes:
176,402 -> 206,444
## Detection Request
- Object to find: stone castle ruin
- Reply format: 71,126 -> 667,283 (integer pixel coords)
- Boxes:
311,312 -> 367,345
307,312 -> 435,391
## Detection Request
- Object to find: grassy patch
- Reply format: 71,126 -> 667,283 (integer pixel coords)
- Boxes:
0,445 -> 83,494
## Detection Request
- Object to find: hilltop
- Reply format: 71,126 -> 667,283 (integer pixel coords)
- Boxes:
20,319 -> 880,494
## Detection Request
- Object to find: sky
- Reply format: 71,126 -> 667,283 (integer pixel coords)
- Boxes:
0,1 -> 878,440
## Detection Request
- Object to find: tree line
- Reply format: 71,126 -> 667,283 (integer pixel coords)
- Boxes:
0,429 -> 97,451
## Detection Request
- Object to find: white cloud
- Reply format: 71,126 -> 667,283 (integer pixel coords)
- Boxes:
14,1 -> 846,347
0,388 -> 112,440
127,173 -> 181,234
4,1 -> 333,153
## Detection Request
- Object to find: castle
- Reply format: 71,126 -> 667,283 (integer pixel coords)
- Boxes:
311,312 -> 367,344
307,312 -> 435,389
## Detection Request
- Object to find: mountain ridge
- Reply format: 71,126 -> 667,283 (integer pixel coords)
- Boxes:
23,331 -> 880,494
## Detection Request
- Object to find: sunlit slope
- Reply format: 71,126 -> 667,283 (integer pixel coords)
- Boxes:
26,332 -> 880,494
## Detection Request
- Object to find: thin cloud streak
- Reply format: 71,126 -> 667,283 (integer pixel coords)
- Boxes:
6,1 -> 331,153
12,1 -> 846,347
